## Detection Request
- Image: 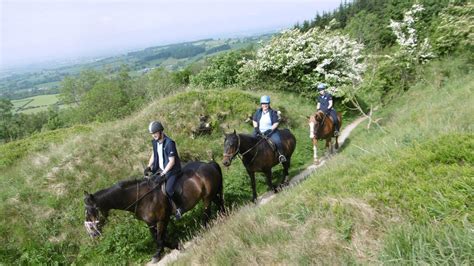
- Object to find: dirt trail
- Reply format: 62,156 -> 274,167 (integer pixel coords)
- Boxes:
150,116 -> 367,265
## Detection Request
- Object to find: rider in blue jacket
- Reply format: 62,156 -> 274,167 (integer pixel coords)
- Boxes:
317,84 -> 340,136
252,95 -> 286,163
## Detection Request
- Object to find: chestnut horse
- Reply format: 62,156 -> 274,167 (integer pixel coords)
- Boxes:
222,129 -> 296,202
309,110 -> 342,163
83,161 -> 225,263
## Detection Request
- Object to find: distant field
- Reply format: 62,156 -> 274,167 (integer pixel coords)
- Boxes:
11,94 -> 61,114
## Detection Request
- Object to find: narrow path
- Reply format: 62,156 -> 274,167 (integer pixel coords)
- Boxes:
150,116 -> 367,265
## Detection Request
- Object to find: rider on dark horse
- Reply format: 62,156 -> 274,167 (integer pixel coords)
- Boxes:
252,95 -> 287,163
144,121 -> 183,219
316,84 -> 340,136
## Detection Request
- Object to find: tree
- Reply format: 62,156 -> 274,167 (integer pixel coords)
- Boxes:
78,80 -> 129,122
431,2 -> 474,56
59,69 -> 103,105
191,50 -> 254,88
0,98 -> 14,141
239,28 -> 366,97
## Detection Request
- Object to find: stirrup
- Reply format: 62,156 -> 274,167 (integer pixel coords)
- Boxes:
278,154 -> 287,163
175,208 -> 182,220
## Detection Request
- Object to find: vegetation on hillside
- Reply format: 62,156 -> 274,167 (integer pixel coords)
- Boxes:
173,56 -> 473,265
0,0 -> 472,264
0,89 -> 318,264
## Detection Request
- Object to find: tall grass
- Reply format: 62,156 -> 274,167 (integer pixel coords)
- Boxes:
173,57 -> 473,264
0,87 -> 326,264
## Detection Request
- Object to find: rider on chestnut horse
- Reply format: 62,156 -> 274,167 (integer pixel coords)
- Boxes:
311,83 -> 340,138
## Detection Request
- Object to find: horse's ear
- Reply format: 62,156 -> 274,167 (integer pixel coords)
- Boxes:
84,191 -> 95,204
233,129 -> 236,134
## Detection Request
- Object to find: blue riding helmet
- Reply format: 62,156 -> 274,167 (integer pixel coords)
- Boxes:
260,95 -> 271,104
317,83 -> 327,91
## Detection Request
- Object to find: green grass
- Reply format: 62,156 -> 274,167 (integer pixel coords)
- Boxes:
172,57 -> 473,264
0,87 -> 324,264
1,56 -> 471,264
11,94 -> 61,113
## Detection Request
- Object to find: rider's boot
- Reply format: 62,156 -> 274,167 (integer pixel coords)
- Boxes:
167,195 -> 182,220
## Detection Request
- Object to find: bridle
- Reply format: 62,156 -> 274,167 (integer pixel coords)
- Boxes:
84,204 -> 103,238
314,112 -> 328,137
223,133 -> 266,164
223,133 -> 241,162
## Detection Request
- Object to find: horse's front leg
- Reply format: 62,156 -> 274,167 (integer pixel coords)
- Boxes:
263,169 -> 277,194
150,219 -> 168,263
246,169 -> 258,203
313,138 -> 319,164
281,158 -> 291,185
325,138 -> 332,157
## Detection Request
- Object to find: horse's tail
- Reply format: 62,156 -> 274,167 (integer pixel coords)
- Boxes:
209,161 -> 225,214
209,161 -> 223,190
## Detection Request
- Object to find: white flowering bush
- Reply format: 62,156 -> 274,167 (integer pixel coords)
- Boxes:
239,28 -> 366,97
388,4 -> 434,66
431,3 -> 474,56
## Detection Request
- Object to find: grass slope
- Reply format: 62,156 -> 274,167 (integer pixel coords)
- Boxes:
172,58 -> 473,264
0,88 -> 322,264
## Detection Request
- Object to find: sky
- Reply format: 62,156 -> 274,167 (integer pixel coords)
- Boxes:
0,0 -> 341,69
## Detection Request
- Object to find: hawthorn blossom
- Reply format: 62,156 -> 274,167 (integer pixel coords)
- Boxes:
240,27 -> 366,96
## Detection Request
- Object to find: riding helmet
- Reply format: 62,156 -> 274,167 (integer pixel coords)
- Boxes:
148,121 -> 164,133
260,95 -> 271,104
317,83 -> 327,91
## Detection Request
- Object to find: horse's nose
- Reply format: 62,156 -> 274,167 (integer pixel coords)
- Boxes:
222,159 -> 230,167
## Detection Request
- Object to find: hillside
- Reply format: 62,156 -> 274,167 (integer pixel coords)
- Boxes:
170,58 -> 473,264
1,57 -> 471,264
0,88 -> 321,264
2,1 -> 473,262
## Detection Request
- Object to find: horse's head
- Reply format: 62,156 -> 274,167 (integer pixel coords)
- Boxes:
312,111 -> 326,129
222,130 -> 239,167
83,191 -> 106,238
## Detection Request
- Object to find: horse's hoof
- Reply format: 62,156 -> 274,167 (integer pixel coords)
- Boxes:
151,256 -> 160,264
314,160 -> 320,165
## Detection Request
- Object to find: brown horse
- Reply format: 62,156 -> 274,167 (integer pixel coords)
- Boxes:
309,110 -> 342,163
222,129 -> 296,202
83,161 -> 225,263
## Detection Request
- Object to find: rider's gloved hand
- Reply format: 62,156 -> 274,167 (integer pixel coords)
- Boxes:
254,127 -> 262,136
144,166 -> 152,176
263,129 -> 273,136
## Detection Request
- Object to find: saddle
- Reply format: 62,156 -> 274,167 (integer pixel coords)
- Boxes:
147,173 -> 183,199
159,181 -> 183,199
258,135 -> 277,152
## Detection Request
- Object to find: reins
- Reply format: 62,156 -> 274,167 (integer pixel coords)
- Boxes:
223,134 -> 266,165
124,174 -> 164,212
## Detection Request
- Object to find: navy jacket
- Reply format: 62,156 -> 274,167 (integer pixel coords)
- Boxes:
151,135 -> 181,175
252,108 -> 280,128
318,92 -> 333,112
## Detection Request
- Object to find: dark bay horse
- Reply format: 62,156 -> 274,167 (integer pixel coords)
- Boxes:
222,129 -> 296,202
83,161 -> 224,263
309,110 -> 342,163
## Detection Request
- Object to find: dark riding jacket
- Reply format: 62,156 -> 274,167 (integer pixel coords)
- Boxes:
252,108 -> 280,128
151,135 -> 182,175
318,92 -> 334,113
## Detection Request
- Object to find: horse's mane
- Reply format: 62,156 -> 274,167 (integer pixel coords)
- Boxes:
116,178 -> 146,189
92,178 -> 145,197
